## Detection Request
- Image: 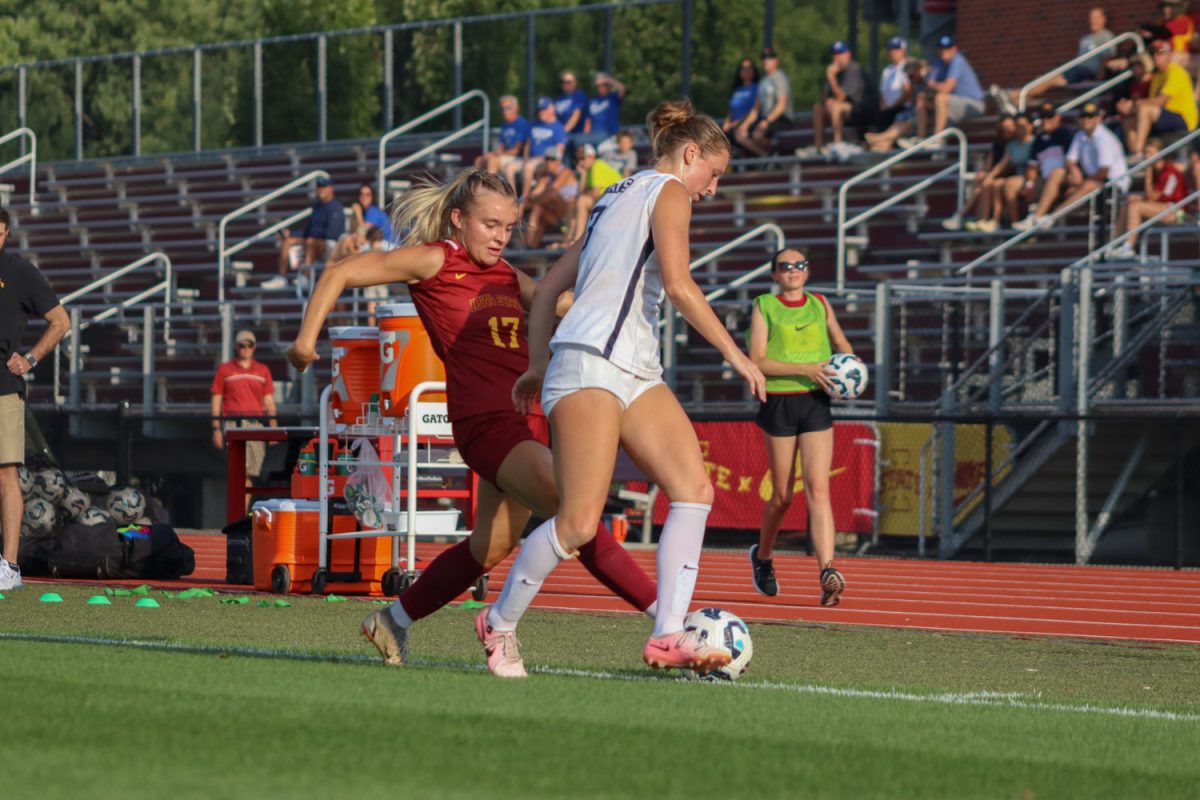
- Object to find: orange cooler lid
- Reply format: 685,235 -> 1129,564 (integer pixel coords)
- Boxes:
375,303 -> 418,318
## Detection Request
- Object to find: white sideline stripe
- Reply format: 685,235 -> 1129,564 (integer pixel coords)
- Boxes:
4,632 -> 1197,723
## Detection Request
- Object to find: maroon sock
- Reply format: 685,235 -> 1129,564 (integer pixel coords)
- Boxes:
578,521 -> 657,611
397,538 -> 486,622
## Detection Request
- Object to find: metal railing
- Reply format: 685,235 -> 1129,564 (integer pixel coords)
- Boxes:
216,169 -> 330,305
0,127 -> 37,207
0,1 -> 688,160
957,126 -> 1200,275
836,127 -> 969,290
660,223 -> 784,390
1017,31 -> 1145,114
377,90 -> 489,203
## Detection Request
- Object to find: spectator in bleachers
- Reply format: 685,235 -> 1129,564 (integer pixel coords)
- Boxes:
994,113 -> 1038,230
991,7 -> 1113,114
874,37 -> 913,134
942,115 -> 1017,231
605,130 -> 639,177
1160,0 -> 1196,64
477,95 -> 531,177
1110,52 -> 1155,143
804,41 -> 873,157
734,46 -> 794,157
329,223 -> 384,265
351,183 -> 394,243
269,176 -> 344,288
1013,103 -> 1075,230
523,151 -> 577,249
1127,39 -> 1198,159
0,207 -> 69,591
554,70 -> 590,136
1111,137 -> 1187,258
916,35 -> 985,139
584,72 -> 626,146
211,329 -> 277,502
1056,102 -> 1129,212
560,143 -> 623,248
722,58 -> 760,142
506,97 -> 566,203
864,56 -> 927,152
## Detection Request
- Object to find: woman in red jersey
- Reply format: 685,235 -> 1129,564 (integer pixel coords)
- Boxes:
287,170 -> 655,673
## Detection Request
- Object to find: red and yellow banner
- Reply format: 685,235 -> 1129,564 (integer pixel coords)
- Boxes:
650,421 -> 878,532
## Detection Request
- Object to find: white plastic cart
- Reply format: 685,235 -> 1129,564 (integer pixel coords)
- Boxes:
311,381 -> 484,597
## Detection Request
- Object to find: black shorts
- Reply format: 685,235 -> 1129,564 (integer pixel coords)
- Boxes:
1152,109 -> 1188,135
754,392 -> 833,437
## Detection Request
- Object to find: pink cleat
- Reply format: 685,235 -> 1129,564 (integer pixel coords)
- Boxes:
643,629 -> 732,673
474,607 -> 528,678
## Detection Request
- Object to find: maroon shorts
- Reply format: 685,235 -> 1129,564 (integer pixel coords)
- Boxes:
452,410 -> 550,486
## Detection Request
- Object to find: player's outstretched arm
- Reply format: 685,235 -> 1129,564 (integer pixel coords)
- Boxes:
653,181 -> 766,401
287,246 -> 444,372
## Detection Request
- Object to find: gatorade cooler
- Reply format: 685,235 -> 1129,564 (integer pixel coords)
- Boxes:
250,499 -> 393,595
376,303 -> 446,417
329,326 -> 381,426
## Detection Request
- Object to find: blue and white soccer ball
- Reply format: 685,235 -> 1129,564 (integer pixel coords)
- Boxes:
106,487 -> 146,526
825,353 -> 869,400
17,465 -> 35,497
682,607 -> 754,682
32,469 -> 68,504
60,486 -> 92,521
21,497 -> 57,538
80,506 -> 114,527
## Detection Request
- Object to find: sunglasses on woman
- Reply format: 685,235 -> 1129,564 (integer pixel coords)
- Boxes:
775,260 -> 809,272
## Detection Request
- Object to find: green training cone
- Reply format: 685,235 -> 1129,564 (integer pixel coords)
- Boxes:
39,593 -> 64,603
87,596 -> 113,605
135,597 -> 160,608
325,594 -> 347,603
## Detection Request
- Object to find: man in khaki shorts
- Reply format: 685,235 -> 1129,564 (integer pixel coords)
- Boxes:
0,208 -> 70,590
210,329 -> 278,511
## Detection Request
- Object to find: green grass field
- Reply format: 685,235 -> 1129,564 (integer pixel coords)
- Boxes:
3,583 -> 1199,799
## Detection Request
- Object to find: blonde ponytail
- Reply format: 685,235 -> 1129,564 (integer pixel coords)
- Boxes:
646,99 -> 729,161
389,169 -> 516,247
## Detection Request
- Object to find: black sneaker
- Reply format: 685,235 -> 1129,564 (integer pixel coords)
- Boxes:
748,544 -> 779,597
819,566 -> 846,607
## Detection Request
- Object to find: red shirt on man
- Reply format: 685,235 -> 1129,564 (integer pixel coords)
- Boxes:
210,360 -> 274,416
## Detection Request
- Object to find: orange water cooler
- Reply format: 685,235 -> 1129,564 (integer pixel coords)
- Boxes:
376,303 -> 446,417
329,326 -> 381,426
250,499 -> 393,595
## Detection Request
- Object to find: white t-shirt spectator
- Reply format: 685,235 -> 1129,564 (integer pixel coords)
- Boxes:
880,62 -> 909,109
757,71 -> 793,119
1066,124 -> 1128,192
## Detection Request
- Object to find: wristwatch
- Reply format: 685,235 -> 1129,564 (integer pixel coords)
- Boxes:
23,353 -> 38,369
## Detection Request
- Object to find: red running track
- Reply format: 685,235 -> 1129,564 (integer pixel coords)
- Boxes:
36,535 -> 1200,646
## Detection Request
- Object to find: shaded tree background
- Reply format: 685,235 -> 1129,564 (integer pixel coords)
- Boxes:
0,0 -> 895,161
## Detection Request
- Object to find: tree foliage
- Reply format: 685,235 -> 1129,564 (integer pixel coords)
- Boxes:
0,0 -> 893,161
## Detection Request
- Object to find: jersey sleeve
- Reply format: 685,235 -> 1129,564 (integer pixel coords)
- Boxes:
210,364 -> 227,396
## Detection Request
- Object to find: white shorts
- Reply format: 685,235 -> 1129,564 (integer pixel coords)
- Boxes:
541,345 -> 664,416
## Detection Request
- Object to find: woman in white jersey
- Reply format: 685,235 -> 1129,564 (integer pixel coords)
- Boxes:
746,248 -> 853,606
474,99 -> 767,677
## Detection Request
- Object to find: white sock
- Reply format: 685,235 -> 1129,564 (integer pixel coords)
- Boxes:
651,502 -> 711,637
487,518 -> 571,631
387,601 -> 414,629
643,600 -> 657,620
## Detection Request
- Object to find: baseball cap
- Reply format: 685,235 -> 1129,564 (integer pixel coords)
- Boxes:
536,96 -> 554,111
545,149 -> 561,160
1078,101 -> 1102,118
315,176 -> 333,187
830,41 -> 850,55
761,46 -> 778,60
235,330 -> 256,345
1034,101 -> 1058,120
578,143 -> 597,158
938,35 -> 956,48
887,36 -> 907,50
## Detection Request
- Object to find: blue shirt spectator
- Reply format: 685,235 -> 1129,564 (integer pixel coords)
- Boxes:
723,58 -> 760,134
933,50 -> 984,101
555,70 -> 590,134
530,119 -> 568,158
585,73 -> 625,137
500,115 -> 533,151
352,183 -> 393,242
300,179 -> 344,241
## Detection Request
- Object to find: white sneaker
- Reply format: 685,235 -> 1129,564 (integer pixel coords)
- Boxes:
260,275 -> 288,290
1012,214 -> 1042,232
0,559 -> 23,591
942,214 -> 964,231
896,136 -> 919,150
1107,243 -> 1137,261
975,219 -> 999,233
